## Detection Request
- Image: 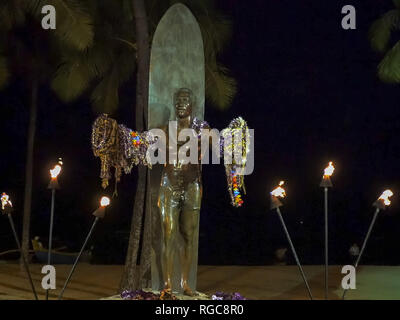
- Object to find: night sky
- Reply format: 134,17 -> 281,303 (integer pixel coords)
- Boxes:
1,0 -> 400,266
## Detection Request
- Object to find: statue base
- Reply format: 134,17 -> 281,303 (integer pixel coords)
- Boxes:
101,288 -> 211,300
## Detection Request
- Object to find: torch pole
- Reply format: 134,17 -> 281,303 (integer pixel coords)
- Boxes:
276,207 -> 313,300
342,207 -> 380,300
320,174 -> 332,300
7,214 -> 38,300
58,217 -> 99,300
324,187 -> 328,300
46,188 -> 56,300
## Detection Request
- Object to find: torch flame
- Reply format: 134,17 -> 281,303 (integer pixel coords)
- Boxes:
50,164 -> 62,179
323,161 -> 335,178
378,189 -> 393,206
100,196 -> 110,207
1,193 -> 12,210
271,181 -> 286,198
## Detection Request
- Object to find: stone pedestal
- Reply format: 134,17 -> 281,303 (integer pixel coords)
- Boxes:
101,288 -> 211,300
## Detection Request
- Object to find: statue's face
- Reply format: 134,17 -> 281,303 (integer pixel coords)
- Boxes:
175,91 -> 192,118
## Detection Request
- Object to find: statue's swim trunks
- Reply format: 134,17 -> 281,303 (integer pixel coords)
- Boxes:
159,166 -> 202,211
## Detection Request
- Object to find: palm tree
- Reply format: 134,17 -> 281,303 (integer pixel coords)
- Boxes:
369,0 -> 400,82
51,0 -> 136,114
0,0 -> 94,266
53,0 -> 237,114
120,0 -> 151,290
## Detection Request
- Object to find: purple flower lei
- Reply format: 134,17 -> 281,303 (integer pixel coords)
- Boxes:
211,292 -> 247,300
211,291 -> 247,300
121,290 -> 246,300
121,290 -> 161,300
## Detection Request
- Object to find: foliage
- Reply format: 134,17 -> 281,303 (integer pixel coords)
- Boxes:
0,0 -> 95,266
53,0 -> 237,113
50,0 -> 136,113
369,1 -> 400,83
0,0 -> 94,87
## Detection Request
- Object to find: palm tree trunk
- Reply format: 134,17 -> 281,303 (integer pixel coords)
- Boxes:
21,77 -> 38,268
119,0 -> 150,291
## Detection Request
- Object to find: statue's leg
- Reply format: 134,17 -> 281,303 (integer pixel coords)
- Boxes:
159,182 -> 181,291
180,181 -> 202,296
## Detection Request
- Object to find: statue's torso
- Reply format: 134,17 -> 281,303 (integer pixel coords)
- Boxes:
162,163 -> 201,187
161,121 -> 202,188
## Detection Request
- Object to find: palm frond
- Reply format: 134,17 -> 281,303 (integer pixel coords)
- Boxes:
91,67 -> 120,114
114,37 -> 138,51
51,58 -> 93,102
27,0 -> 94,51
50,38 -> 117,100
369,10 -> 400,53
84,43 -> 114,77
90,47 -> 135,115
197,14 -> 232,55
377,40 -> 400,83
205,64 -> 237,110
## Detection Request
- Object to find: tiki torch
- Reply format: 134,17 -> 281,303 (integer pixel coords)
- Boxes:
342,189 -> 393,300
320,161 -> 334,300
270,181 -> 313,300
46,160 -> 62,300
1,193 -> 38,300
58,196 -> 110,300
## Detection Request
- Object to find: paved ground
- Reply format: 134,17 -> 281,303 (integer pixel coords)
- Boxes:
0,262 -> 399,300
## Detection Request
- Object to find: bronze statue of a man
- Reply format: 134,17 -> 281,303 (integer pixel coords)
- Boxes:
91,3 -> 251,298
158,88 -> 203,296
91,89 -> 249,296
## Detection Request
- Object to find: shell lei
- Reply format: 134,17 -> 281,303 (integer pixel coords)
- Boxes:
91,114 -> 156,193
221,117 -> 250,207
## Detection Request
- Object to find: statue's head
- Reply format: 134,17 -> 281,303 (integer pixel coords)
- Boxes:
174,88 -> 194,119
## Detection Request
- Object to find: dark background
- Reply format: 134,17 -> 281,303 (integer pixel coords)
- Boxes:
1,0 -> 399,266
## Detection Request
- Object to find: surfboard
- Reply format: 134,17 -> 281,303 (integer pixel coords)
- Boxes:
148,3 -> 205,293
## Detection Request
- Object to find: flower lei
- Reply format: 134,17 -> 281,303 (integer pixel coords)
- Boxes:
212,291 -> 247,300
120,290 -> 246,300
92,114 -> 250,207
191,117 -> 210,137
192,116 -> 250,207
221,117 -> 250,207
91,114 -> 156,192
231,170 -> 244,206
121,289 -> 178,300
